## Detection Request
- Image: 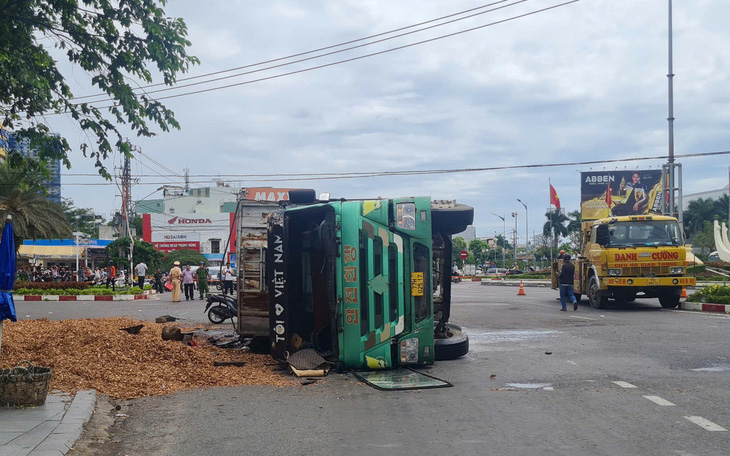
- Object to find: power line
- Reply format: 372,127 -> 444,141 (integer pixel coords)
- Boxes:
72,1 -> 514,101
54,149 -> 730,186
75,1 -> 580,108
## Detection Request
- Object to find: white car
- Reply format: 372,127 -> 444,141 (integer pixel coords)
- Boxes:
708,251 -> 720,261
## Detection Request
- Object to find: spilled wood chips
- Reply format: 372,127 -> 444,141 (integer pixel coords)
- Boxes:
0,318 -> 295,399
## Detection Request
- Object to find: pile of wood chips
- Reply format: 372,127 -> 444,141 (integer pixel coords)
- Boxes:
0,318 -> 295,399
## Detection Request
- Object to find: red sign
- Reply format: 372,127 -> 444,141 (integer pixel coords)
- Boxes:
153,241 -> 200,253
460,250 -> 468,260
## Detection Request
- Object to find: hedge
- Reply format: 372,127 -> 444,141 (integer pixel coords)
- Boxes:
14,281 -> 90,290
13,286 -> 144,296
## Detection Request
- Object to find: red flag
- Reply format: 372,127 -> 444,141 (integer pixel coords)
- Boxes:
605,183 -> 612,207
549,184 -> 561,209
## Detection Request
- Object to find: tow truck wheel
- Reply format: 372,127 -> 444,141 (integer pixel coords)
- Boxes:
434,328 -> 469,361
588,276 -> 608,309
659,294 -> 680,309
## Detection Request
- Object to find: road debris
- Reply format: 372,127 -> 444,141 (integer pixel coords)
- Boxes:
0,317 -> 295,399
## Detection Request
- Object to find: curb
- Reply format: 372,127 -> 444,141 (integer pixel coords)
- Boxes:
15,294 -> 148,302
33,389 -> 97,455
679,301 -> 730,313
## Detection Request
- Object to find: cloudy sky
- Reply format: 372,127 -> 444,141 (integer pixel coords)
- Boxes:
50,0 -> 729,241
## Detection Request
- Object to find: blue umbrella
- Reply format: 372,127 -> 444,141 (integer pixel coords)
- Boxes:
0,215 -> 17,323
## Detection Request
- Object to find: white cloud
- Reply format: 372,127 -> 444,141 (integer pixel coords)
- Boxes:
48,0 -> 730,238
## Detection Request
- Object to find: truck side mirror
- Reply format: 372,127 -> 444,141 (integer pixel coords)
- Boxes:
596,225 -> 610,246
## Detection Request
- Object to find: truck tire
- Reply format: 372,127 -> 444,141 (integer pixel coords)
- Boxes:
588,276 -> 608,309
434,329 -> 469,361
431,203 -> 474,235
659,294 -> 680,309
288,189 -> 317,204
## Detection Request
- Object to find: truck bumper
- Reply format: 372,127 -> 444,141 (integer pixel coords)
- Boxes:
603,277 -> 696,287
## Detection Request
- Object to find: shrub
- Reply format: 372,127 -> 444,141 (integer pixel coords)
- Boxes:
14,281 -> 89,290
686,284 -> 730,304
687,265 -> 706,274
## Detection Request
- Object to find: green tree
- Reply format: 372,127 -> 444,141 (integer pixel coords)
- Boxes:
62,198 -> 101,237
105,237 -> 163,272
160,249 -> 208,272
468,239 -> 489,265
692,221 -> 715,255
452,237 -> 467,264
543,209 -> 569,251
0,161 -> 71,247
684,198 -> 720,236
0,0 -> 198,177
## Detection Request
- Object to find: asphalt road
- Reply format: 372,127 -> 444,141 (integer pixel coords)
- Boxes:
59,283 -> 730,456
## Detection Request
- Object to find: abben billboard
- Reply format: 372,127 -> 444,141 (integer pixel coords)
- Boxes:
581,170 -> 663,221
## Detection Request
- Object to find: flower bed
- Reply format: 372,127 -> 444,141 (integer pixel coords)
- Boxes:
14,286 -> 145,296
686,284 -> 730,304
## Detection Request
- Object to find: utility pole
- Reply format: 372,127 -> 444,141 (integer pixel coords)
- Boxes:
184,168 -> 190,192
120,154 -> 131,238
663,0 -> 683,226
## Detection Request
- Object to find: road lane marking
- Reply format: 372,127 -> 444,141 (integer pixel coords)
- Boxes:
684,416 -> 728,431
643,395 -> 675,406
566,361 -> 577,365
612,381 -> 637,388
569,315 -> 597,321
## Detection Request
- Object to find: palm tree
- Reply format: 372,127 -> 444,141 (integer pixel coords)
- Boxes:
543,209 -> 569,251
0,161 -> 71,248
684,197 -> 722,237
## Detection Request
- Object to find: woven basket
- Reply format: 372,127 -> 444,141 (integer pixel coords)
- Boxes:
0,361 -> 53,407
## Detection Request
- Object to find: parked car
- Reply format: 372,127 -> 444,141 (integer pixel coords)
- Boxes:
708,251 -> 720,262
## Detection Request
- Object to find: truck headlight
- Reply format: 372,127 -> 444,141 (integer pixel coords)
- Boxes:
608,269 -> 622,276
670,267 -> 684,275
400,338 -> 419,363
396,202 -> 416,230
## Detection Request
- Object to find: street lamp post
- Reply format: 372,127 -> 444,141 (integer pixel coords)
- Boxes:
491,213 -> 506,268
511,212 -> 518,264
517,199 -> 528,268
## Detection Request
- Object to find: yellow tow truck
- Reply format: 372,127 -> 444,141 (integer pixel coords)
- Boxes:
569,215 -> 695,308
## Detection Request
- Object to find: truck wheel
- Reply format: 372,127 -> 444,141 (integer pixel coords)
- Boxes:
431,204 -> 474,235
588,276 -> 608,309
659,294 -> 680,309
288,189 -> 317,204
434,329 -> 469,361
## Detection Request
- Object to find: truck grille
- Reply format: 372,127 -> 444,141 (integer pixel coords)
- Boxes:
624,266 -> 670,277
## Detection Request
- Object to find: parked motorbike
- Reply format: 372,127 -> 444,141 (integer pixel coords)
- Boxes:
204,293 -> 238,325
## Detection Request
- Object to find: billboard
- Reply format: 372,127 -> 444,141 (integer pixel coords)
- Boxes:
581,170 -> 663,221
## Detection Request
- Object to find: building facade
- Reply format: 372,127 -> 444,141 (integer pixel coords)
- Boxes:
0,128 -> 62,203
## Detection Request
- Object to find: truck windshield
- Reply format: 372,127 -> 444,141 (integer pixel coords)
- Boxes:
607,220 -> 682,247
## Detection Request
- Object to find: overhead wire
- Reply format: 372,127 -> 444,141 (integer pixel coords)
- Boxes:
53,149 -> 730,186
72,0 -> 513,101
73,0 -> 579,108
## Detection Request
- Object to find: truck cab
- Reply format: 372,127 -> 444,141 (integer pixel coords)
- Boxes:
575,215 -> 696,308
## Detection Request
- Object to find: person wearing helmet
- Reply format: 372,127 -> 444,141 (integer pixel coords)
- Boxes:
558,254 -> 578,311
169,261 -> 182,302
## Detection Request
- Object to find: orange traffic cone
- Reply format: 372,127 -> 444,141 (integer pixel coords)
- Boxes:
517,281 -> 526,296
680,287 -> 687,299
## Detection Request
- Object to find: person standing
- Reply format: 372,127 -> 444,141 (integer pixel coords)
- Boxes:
182,264 -> 195,301
222,262 -> 235,295
195,261 -> 209,300
106,263 -> 116,291
153,268 -> 164,293
558,254 -> 578,311
169,261 -> 182,302
134,261 -> 148,290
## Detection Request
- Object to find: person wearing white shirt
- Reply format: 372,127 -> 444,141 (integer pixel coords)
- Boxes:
222,262 -> 235,295
134,261 -> 148,289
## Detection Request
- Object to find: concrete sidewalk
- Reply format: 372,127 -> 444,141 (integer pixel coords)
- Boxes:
0,390 -> 96,456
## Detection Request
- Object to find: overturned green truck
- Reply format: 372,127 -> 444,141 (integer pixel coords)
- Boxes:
235,191 -> 473,370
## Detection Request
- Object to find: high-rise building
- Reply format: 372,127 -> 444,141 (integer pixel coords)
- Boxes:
1,130 -> 62,203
